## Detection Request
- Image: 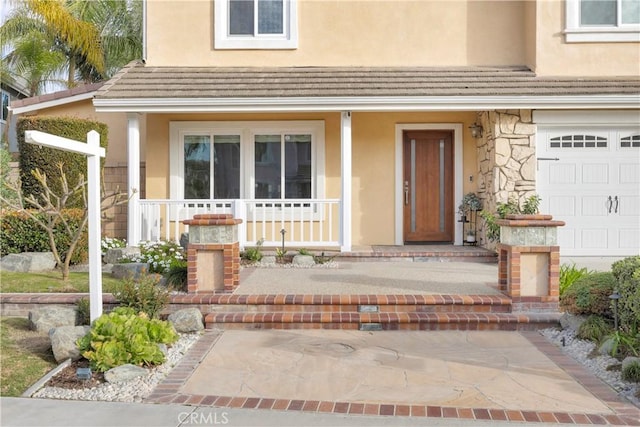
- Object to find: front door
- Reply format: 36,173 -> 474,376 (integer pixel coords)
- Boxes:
403,130 -> 454,243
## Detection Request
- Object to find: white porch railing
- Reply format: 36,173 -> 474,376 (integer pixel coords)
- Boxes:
137,199 -> 341,248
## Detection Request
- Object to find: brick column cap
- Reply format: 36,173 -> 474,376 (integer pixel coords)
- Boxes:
496,214 -> 565,227
183,214 -> 242,226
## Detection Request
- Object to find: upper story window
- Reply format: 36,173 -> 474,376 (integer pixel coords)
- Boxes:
565,0 -> 640,42
215,0 -> 298,49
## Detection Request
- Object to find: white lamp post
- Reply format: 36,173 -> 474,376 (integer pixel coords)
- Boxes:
24,130 -> 105,321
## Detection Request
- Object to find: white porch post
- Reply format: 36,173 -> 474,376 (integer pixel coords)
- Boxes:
340,111 -> 352,252
127,113 -> 141,245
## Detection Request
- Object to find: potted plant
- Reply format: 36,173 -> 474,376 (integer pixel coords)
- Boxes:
466,230 -> 476,243
458,192 -> 482,215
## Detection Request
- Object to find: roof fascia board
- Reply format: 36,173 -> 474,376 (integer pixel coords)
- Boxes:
10,92 -> 96,115
93,95 -> 640,113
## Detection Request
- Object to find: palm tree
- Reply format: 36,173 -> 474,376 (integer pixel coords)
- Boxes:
1,0 -> 142,95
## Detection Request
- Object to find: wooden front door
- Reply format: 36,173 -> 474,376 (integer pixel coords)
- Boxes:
403,130 -> 454,243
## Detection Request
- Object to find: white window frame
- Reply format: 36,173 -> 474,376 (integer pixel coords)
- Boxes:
214,0 -> 298,49
170,120 -> 325,201
565,0 -> 640,42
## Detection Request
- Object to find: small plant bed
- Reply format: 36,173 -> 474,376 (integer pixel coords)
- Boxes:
45,359 -> 104,390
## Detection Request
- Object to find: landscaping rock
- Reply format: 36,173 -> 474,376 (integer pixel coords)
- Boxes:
292,254 -> 315,266
559,313 -> 587,332
0,252 -> 56,272
168,308 -> 204,333
49,325 -> 91,363
104,364 -> 147,383
111,262 -> 149,280
29,306 -> 77,334
104,247 -> 140,265
158,343 -> 168,357
598,336 -> 615,356
259,255 -> 277,266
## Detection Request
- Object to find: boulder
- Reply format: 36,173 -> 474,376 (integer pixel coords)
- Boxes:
29,306 -> 77,334
111,262 -> 150,280
292,254 -> 315,267
598,336 -> 615,357
104,247 -> 140,265
559,313 -> 587,333
168,308 -> 204,333
104,364 -> 147,383
0,252 -> 56,272
179,232 -> 189,250
259,255 -> 277,266
49,325 -> 91,363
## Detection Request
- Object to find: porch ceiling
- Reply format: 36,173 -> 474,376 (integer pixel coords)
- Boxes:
93,61 -> 640,112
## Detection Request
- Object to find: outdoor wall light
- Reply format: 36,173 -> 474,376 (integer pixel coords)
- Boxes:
469,123 -> 484,138
76,367 -> 92,381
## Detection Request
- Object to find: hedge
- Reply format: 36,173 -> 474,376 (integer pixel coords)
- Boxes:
0,209 -> 88,265
18,116 -> 108,209
611,256 -> 640,333
560,271 -> 617,318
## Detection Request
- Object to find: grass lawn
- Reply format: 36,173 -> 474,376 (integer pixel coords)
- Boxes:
0,271 -> 122,293
0,317 -> 57,396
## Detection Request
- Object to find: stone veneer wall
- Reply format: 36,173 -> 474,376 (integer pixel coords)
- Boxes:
476,110 -> 536,248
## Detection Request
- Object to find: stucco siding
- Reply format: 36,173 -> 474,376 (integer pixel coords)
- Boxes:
145,0 -> 526,67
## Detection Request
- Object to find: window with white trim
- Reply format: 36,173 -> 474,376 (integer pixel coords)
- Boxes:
170,121 -> 324,201
549,134 -> 608,148
214,0 -> 298,49
565,0 -> 640,42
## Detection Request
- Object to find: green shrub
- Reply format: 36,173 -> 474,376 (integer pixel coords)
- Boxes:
123,240 -> 184,274
298,248 -> 311,256
560,263 -> 593,296
622,359 -> 640,383
77,307 -> 178,372
164,259 -> 188,293
611,256 -> 640,334
577,315 -> 612,343
560,272 -> 617,317
480,195 -> 541,242
0,209 -> 88,264
241,238 -> 264,263
17,116 -> 108,209
0,145 -> 17,204
606,331 -> 640,359
112,272 -> 170,319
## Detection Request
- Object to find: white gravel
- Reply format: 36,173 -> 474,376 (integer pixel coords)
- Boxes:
32,332 -> 201,403
540,327 -> 640,408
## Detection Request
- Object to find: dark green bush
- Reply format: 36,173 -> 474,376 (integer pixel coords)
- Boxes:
611,256 -> 640,333
112,272 -> 170,319
0,209 -> 88,264
622,359 -> 640,383
560,272 -> 617,317
17,116 -> 108,209
164,259 -> 188,293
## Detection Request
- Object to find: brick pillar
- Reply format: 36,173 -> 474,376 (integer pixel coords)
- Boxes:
182,214 -> 242,293
496,214 -> 565,312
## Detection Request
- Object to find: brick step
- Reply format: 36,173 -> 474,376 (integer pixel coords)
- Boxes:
206,298 -> 512,314
204,311 -> 561,331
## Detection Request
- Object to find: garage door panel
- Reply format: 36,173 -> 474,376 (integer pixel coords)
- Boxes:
582,164 -> 609,184
549,195 -> 576,215
619,229 -> 640,249
557,229 -> 576,250
619,163 -> 639,184
581,196 -> 609,216
618,196 -> 639,217
581,229 -> 608,248
549,164 -> 576,184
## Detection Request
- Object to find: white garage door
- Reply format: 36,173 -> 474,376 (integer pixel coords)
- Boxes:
536,122 -> 640,256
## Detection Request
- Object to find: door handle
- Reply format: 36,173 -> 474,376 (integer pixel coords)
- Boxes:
404,181 -> 409,205
607,196 -> 613,213
614,196 -> 619,214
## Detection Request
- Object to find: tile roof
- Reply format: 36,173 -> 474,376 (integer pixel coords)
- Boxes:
11,82 -> 104,110
95,61 -> 640,100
